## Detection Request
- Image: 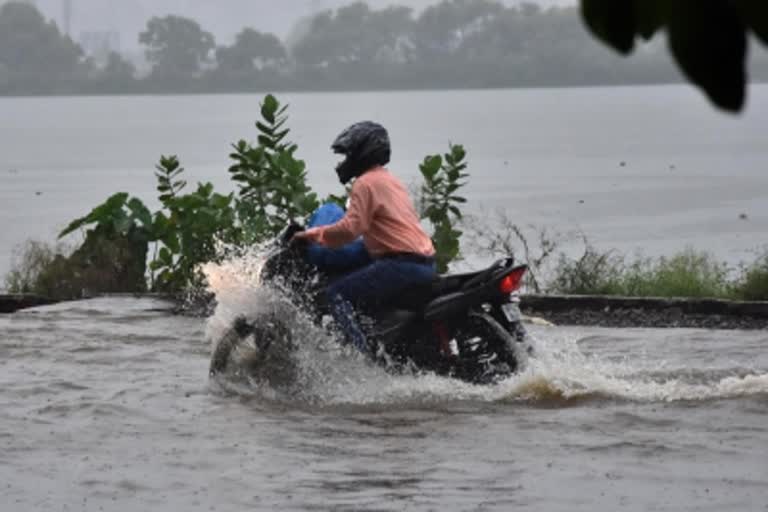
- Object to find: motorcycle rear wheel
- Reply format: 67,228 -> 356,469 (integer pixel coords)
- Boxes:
454,311 -> 526,384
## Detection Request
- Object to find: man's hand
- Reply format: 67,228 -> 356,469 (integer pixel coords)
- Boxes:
291,227 -> 323,245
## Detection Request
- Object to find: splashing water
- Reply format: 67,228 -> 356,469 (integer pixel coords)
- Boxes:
202,247 -> 768,407
496,331 -> 768,404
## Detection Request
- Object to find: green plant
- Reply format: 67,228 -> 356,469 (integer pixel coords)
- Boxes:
55,95 -> 324,295
148,156 -> 237,291
228,94 -> 319,242
733,252 -> 768,301
547,243 -> 626,295
419,144 -> 468,273
59,192 -> 154,240
56,192 -> 154,295
155,154 -> 187,202
621,249 -> 731,299
4,240 -> 62,294
323,189 -> 350,210
56,158 -> 237,294
548,245 -> 734,299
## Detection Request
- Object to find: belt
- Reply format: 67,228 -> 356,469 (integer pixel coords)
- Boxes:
379,252 -> 436,265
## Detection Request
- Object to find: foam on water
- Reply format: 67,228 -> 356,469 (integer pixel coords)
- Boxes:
497,332 -> 768,404
203,249 -> 768,408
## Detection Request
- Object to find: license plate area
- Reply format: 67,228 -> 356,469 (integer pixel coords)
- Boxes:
501,302 -> 521,323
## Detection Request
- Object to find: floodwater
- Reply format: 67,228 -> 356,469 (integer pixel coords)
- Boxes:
1,287 -> 767,510
1,86 -> 768,510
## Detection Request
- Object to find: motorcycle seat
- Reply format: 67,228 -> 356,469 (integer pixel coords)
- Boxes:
394,269 -> 487,311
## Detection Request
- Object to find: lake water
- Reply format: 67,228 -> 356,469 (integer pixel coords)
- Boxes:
1,87 -> 768,511
2,85 -> 768,280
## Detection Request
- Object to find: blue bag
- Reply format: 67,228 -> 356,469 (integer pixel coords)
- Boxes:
305,203 -> 371,270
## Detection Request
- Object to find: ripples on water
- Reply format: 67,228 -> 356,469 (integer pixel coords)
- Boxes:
1,251 -> 766,511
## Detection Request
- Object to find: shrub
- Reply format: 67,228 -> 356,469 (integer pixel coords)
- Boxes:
620,249 -> 731,299
4,240 -> 62,294
43,228 -> 148,299
54,94 -> 317,296
548,246 -> 734,299
228,94 -> 319,242
733,252 -> 768,301
4,234 -> 147,300
419,144 -> 468,273
152,180 -> 237,292
57,191 -> 154,292
547,244 -> 626,295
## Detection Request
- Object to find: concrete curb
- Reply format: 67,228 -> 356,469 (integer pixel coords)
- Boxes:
0,295 -> 58,314
0,293 -> 184,315
520,294 -> 768,318
520,294 -> 768,329
3,293 -> 768,329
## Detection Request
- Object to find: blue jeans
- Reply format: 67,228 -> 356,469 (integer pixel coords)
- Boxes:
326,258 -> 436,353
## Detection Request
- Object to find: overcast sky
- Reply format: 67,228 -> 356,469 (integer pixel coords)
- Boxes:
24,0 -> 574,52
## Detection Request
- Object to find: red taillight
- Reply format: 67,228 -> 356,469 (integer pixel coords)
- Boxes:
499,267 -> 526,294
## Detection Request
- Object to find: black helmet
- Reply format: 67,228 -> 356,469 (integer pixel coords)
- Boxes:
331,121 -> 391,184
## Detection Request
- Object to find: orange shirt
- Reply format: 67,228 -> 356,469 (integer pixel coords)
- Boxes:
310,166 -> 435,258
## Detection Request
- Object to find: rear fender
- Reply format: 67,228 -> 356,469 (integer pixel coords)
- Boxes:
424,264 -> 527,322
460,258 -> 514,291
423,292 -> 472,321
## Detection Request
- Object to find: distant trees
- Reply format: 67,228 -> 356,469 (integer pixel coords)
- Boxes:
413,0 -> 504,59
0,0 -> 766,100
205,28 -> 288,90
0,1 -> 86,93
217,28 -> 287,74
292,3 -> 415,69
0,1 -> 138,94
139,15 -> 215,87
210,28 -> 287,89
287,1 -> 681,90
91,51 -> 138,93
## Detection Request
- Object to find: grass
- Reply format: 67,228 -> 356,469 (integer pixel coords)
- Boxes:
549,246 -> 768,301
733,254 -> 768,301
3,240 -> 63,295
466,210 -> 768,301
4,235 -> 148,300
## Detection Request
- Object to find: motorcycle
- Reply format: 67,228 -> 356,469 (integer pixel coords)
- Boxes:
209,224 -> 535,385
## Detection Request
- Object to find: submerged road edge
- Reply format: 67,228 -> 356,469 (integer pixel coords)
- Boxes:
0,294 -> 58,313
520,294 -> 768,330
2,293 -> 767,329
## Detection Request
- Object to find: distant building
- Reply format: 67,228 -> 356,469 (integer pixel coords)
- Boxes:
62,0 -> 71,37
78,30 -> 121,65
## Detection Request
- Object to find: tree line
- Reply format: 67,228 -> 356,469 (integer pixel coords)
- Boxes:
2,0 -> 767,96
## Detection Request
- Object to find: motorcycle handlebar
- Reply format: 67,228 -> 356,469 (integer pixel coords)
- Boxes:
280,223 -> 306,245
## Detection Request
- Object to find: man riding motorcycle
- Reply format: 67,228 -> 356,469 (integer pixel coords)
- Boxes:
293,121 -> 437,354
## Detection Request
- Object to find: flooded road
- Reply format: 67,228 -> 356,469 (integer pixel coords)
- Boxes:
1,297 -> 766,511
